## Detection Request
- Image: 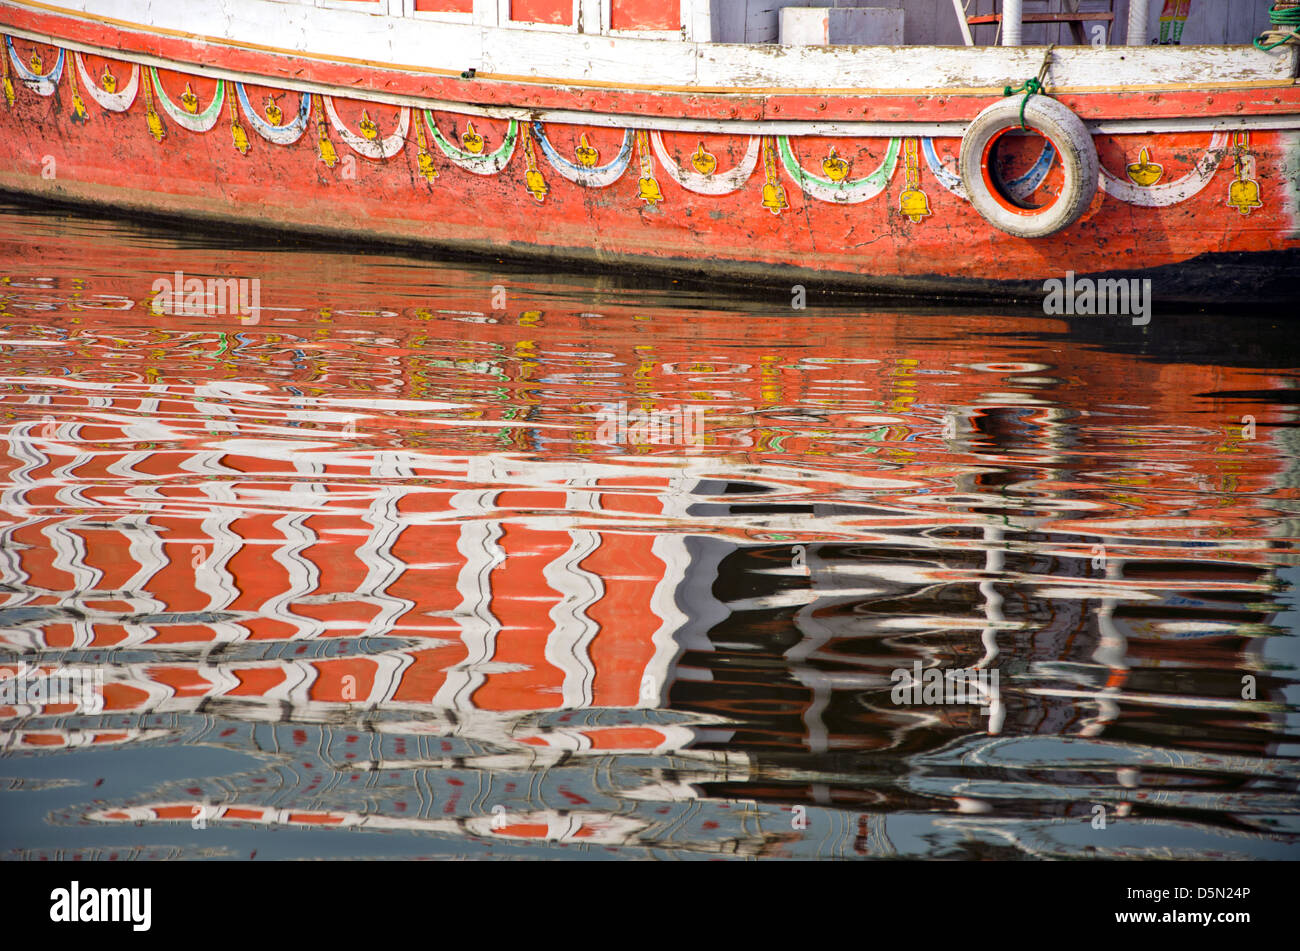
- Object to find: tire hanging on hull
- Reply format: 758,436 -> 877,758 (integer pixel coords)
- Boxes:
959,95 -> 1099,239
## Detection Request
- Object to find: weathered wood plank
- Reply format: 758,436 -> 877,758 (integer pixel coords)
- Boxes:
694,41 -> 1296,89
12,0 -> 1294,89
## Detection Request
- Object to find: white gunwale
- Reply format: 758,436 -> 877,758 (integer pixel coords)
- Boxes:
2,0 -> 1296,97
7,20 -> 1299,138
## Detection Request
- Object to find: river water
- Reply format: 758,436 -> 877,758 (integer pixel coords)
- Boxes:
0,201 -> 1297,860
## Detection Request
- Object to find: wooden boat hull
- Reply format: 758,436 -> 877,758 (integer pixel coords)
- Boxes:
2,0 -> 1299,303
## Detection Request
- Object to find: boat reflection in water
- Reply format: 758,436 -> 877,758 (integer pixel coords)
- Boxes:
0,203 -> 1297,860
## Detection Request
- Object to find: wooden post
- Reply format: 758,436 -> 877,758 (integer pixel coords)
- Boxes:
1126,0 -> 1151,46
682,0 -> 712,42
1002,0 -> 1023,46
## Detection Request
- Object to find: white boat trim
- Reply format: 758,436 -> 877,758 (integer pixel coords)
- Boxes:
6,24 -> 1299,139
72,50 -> 138,111
1098,131 -> 1232,206
2,0 -> 1296,94
322,97 -> 411,159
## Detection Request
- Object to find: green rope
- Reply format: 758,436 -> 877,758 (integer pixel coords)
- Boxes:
1255,6 -> 1300,51
1002,77 -> 1044,130
1002,45 -> 1056,131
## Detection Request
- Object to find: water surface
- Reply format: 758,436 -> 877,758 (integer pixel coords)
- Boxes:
0,202 -> 1297,860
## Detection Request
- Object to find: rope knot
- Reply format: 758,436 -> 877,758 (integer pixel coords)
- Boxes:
1001,43 -> 1056,131
1002,77 -> 1044,130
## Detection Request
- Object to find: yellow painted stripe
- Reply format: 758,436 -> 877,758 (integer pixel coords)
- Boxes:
3,0 -> 1297,98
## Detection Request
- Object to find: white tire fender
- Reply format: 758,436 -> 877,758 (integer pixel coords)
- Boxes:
959,95 -> 1099,239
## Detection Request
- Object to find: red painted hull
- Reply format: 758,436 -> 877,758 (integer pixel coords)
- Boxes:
2,3 -> 1299,301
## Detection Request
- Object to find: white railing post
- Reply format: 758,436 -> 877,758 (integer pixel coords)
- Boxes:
1002,0 -> 1023,46
683,0 -> 712,42
950,0 -> 975,46
1126,0 -> 1151,46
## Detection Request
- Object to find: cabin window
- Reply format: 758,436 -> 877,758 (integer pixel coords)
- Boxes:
318,0 -> 473,17
509,0 -> 576,26
413,0 -> 474,13
316,0 -> 709,38
607,0 -> 680,32
317,0 -> 396,12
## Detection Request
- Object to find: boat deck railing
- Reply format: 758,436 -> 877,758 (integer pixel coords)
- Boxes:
268,1 -> 1275,49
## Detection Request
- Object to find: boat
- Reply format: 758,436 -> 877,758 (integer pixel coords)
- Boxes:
0,0 -> 1298,303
